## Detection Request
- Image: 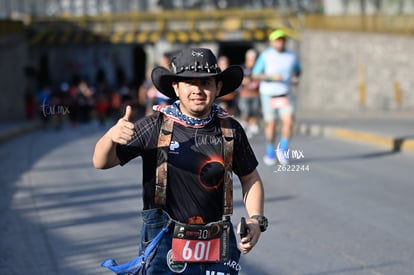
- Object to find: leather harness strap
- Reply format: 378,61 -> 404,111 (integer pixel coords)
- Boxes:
220,117 -> 234,216
155,115 -> 174,206
155,114 -> 234,216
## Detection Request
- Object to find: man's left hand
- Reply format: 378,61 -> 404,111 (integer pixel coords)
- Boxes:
237,218 -> 261,254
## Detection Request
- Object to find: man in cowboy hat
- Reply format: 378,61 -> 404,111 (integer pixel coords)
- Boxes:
93,48 -> 267,274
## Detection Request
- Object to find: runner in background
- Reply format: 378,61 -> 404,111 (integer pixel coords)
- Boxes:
238,49 -> 261,139
253,29 -> 301,165
216,55 -> 238,115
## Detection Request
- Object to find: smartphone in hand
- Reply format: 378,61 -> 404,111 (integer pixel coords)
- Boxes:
240,217 -> 249,240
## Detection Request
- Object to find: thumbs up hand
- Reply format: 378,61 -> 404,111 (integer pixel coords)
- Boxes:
122,105 -> 132,121
109,105 -> 135,145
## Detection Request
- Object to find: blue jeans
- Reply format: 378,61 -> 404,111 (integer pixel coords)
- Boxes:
140,209 -> 241,275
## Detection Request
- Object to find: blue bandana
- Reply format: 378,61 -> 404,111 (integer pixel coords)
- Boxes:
153,101 -> 231,128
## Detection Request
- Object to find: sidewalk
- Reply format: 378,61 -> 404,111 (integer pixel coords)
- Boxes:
1,111 -> 414,153
0,120 -> 43,143
295,110 -> 414,153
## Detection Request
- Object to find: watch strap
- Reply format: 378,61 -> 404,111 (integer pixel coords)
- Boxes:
250,215 -> 268,232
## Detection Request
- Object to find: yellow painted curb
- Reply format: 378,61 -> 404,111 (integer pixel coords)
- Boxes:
401,139 -> 414,151
333,128 -> 394,149
296,123 -> 414,154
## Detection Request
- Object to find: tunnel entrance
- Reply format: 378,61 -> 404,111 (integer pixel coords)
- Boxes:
218,42 -> 254,66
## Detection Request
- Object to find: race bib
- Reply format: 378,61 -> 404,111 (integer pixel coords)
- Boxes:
270,96 -> 289,109
172,221 -> 230,263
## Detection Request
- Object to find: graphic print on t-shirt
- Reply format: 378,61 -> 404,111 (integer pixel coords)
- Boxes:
169,138 -> 224,190
169,135 -> 225,192
199,155 -> 224,191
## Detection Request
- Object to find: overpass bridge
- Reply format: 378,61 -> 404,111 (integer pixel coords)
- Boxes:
27,8 -> 302,46
21,8 -> 303,93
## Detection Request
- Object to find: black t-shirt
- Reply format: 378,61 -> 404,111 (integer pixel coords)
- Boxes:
116,112 -> 258,223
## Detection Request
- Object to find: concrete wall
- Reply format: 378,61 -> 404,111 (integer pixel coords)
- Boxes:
297,30 -> 414,112
0,33 -> 27,121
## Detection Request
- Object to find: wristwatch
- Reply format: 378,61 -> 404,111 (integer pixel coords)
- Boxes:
250,215 -> 268,232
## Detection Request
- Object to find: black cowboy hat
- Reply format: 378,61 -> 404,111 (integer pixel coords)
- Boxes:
151,48 -> 243,99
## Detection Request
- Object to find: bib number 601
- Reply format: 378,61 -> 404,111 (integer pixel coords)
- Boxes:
172,238 -> 220,262
182,240 -> 211,261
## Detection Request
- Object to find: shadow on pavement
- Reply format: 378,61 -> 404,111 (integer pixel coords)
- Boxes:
0,122 -> 134,275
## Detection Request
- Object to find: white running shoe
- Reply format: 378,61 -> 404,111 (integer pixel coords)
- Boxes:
263,155 -> 277,166
276,149 -> 290,165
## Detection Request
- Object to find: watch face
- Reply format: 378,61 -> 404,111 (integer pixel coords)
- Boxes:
260,216 -> 268,231
252,215 -> 268,232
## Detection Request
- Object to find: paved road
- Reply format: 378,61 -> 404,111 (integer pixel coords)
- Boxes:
1,123 -> 414,275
